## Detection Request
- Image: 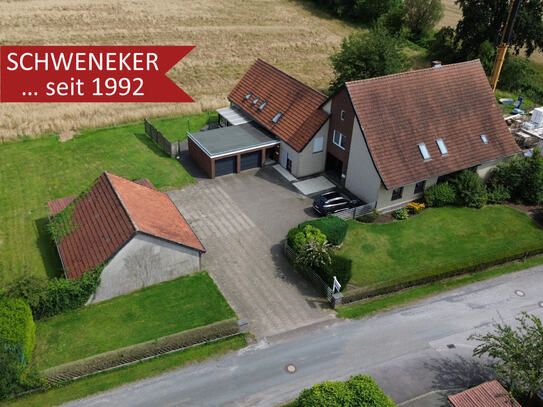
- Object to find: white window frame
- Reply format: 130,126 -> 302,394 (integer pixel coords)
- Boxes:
418,142 -> 431,160
333,130 -> 346,150
436,138 -> 448,155
313,136 -> 324,153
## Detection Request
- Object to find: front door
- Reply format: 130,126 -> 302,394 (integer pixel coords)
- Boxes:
286,156 -> 292,172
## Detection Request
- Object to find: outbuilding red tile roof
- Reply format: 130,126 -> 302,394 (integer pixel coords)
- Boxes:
448,380 -> 521,407
228,58 -> 329,152
47,172 -> 204,279
346,60 -> 520,189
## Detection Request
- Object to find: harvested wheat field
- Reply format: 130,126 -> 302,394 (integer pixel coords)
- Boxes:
0,0 -> 356,141
438,0 -> 543,65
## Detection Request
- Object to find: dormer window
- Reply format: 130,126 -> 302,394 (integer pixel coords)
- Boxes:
418,142 -> 431,160
436,138 -> 448,155
245,92 -> 252,100
272,112 -> 282,123
480,134 -> 489,144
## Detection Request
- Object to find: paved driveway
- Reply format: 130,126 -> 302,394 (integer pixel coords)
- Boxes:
168,167 -> 335,338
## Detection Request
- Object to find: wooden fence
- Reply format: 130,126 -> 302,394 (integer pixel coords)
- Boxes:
144,119 -> 181,158
333,201 -> 376,220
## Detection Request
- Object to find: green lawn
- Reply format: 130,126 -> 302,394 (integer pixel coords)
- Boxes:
5,335 -> 246,407
150,111 -> 218,142
337,254 -> 543,319
339,206 -> 543,290
32,272 -> 235,371
0,121 -> 194,284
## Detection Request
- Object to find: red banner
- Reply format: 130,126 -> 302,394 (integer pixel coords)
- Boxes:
0,46 -> 195,102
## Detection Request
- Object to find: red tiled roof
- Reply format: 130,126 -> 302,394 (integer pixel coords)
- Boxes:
448,380 -> 521,407
48,195 -> 77,216
228,59 -> 329,152
133,178 -> 156,190
48,172 -> 204,279
346,60 -> 520,189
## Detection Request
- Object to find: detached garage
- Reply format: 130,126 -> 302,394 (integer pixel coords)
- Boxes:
188,122 -> 280,178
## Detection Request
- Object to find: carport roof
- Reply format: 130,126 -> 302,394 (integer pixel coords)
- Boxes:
188,122 -> 279,158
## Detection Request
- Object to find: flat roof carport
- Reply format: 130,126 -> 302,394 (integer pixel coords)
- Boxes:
187,123 -> 280,178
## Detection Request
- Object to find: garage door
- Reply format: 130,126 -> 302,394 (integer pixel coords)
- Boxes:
240,151 -> 261,171
215,156 -> 236,177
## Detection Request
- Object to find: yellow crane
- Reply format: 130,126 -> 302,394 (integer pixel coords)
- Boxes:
489,0 -> 523,91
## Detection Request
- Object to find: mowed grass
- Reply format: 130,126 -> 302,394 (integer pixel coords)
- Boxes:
33,272 -> 235,371
151,111 -> 218,142
0,120 -> 193,284
5,335 -> 246,407
339,206 -> 543,289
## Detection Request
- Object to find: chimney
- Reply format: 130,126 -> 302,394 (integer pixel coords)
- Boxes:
432,60 -> 442,69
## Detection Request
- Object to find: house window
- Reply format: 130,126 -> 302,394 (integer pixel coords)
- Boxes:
333,130 -> 346,150
480,134 -> 489,144
418,142 -> 431,160
252,97 -> 260,105
437,175 -> 447,184
392,187 -> 403,201
436,138 -> 448,155
313,136 -> 324,153
258,101 -> 267,111
414,181 -> 426,194
245,92 -> 252,100
340,110 -> 346,121
272,112 -> 282,123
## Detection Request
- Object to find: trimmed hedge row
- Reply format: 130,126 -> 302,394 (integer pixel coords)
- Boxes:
3,268 -> 102,320
299,216 -> 348,246
0,298 -> 35,366
42,318 -> 240,383
341,247 -> 543,305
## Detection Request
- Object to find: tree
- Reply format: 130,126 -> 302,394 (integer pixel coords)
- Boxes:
329,25 -> 410,92
469,313 -> 543,400
353,0 -> 402,23
455,0 -> 543,59
403,0 -> 444,39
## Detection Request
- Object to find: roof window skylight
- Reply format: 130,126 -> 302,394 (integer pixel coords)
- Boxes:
480,134 -> 489,144
418,142 -> 431,160
258,101 -> 267,111
245,92 -> 252,100
436,138 -> 448,155
252,97 -> 260,105
272,112 -> 283,123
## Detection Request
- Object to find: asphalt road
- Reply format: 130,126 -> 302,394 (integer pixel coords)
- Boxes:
64,265 -> 543,407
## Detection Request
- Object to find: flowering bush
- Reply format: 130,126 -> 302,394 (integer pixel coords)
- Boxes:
407,202 -> 425,214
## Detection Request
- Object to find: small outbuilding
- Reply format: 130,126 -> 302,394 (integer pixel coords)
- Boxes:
47,172 -> 205,303
448,380 -> 521,407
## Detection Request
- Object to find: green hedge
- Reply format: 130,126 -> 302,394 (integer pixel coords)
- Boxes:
293,375 -> 396,407
0,298 -> 35,366
315,255 -> 353,289
3,268 -> 102,320
424,182 -> 456,207
43,318 -> 240,383
299,216 -> 348,246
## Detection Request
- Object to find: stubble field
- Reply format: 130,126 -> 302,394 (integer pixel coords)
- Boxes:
0,0 -> 355,140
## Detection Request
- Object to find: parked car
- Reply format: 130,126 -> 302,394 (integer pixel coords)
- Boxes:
312,191 -> 360,216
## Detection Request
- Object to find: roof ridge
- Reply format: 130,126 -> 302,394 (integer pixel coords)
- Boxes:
103,171 -> 139,233
345,59 -> 481,88
254,58 -> 327,100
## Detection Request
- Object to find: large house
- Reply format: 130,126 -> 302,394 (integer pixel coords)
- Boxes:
189,59 -> 519,211
47,172 -> 205,302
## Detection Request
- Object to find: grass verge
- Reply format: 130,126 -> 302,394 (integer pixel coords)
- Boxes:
4,335 -> 247,407
337,254 -> 543,319
33,272 -> 235,371
339,206 -> 543,289
0,120 -> 194,284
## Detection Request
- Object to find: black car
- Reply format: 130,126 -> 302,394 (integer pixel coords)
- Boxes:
312,191 -> 360,216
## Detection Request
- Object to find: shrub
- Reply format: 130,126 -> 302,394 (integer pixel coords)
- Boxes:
312,254 -> 353,289
295,240 -> 332,272
450,170 -> 488,208
295,375 -> 396,407
487,183 -> 511,204
424,182 -> 456,207
392,208 -> 409,220
300,216 -> 348,246
0,298 -> 35,366
489,151 -> 543,205
3,268 -> 102,320
288,225 -> 327,254
0,352 -> 23,399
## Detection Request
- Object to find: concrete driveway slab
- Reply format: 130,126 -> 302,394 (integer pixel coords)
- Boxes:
168,167 -> 334,338
293,175 -> 334,195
